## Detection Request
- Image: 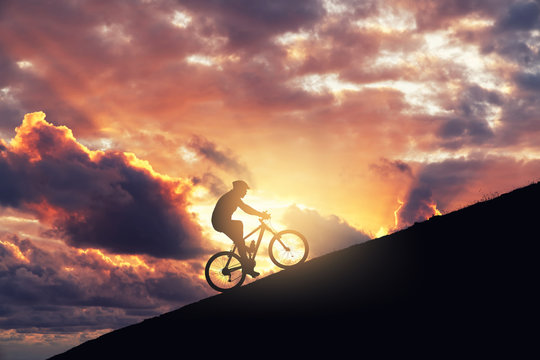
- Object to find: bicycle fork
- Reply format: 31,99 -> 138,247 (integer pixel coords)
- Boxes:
274,234 -> 290,252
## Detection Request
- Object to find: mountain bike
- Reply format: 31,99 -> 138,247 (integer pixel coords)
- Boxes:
205,217 -> 309,292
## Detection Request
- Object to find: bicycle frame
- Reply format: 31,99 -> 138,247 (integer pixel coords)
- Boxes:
222,219 -> 292,276
205,218 -> 309,291
230,219 -> 281,261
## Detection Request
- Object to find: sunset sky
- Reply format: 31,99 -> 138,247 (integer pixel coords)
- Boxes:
2,0 -> 540,358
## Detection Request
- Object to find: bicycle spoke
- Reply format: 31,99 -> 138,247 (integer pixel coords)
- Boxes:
206,252 -> 245,291
270,231 -> 307,267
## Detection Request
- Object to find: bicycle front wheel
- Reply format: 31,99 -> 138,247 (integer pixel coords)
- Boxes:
268,230 -> 309,269
205,251 -> 246,292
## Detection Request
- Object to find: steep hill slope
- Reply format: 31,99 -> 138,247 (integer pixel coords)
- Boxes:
50,182 -> 540,358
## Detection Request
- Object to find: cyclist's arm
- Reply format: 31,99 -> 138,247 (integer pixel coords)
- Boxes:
238,201 -> 266,218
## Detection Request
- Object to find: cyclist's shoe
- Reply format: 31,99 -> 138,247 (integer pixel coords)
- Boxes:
243,259 -> 259,278
247,268 -> 260,278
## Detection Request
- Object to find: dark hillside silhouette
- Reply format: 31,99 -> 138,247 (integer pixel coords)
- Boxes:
49,182 -> 540,358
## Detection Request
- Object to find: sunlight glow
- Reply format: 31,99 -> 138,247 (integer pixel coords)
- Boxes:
186,54 -> 215,67
16,60 -> 34,69
356,6 -> 417,33
375,227 -> 388,237
429,203 -> 442,216
394,199 -> 404,228
178,146 -> 198,163
290,73 -> 361,100
291,72 -> 450,115
98,138 -> 113,150
485,105 -> 502,129
9,112 -> 102,163
123,151 -> 188,187
191,185 -> 209,199
322,0 -> 349,14
423,30 -> 501,90
0,216 -> 39,224
0,240 -> 30,263
455,16 -> 494,29
98,24 -> 132,44
365,80 -> 448,115
275,31 -> 311,62
171,10 -> 192,28
400,149 -> 469,163
77,248 -> 155,272
0,87 -> 12,97
274,31 -> 310,46
184,54 -> 240,70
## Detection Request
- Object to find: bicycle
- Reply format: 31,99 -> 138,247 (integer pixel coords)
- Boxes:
205,216 -> 309,292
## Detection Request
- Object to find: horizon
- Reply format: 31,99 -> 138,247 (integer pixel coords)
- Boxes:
2,1 -> 540,359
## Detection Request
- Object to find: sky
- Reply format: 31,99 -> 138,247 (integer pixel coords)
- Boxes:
1,0 -> 540,358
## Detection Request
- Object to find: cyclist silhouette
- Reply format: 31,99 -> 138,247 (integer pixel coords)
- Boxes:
212,180 -> 269,278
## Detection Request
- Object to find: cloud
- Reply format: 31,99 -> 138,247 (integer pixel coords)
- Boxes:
188,135 -> 251,178
370,158 -> 413,178
0,232 -> 209,333
398,185 -> 440,226
404,0 -> 508,30
0,112 -> 205,259
281,205 -> 371,257
179,0 -> 327,50
398,157 -> 489,226
145,272 -> 206,303
190,172 -> 228,197
397,155 -> 540,227
514,71 -> 540,91
496,1 -> 540,31
3,1 -> 540,356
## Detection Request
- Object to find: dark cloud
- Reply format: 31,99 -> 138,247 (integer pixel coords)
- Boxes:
0,232 -> 209,333
188,135 -> 252,182
370,158 -> 413,178
437,117 -> 493,148
435,85 -> 500,149
477,28 -> 540,69
190,172 -> 228,197
145,272 -> 207,302
179,0 -> 326,50
221,60 -> 333,111
281,205 -> 371,257
505,104 -> 540,144
398,156 -> 540,227
0,112 -> 205,259
57,158 -> 202,259
514,71 -> 540,91
404,1 -> 540,154
398,158 -> 484,226
496,1 -> 540,31
409,0 -> 508,30
398,185 -> 439,226
297,21 -> 382,77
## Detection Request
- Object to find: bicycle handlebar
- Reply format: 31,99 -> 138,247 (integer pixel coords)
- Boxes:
259,211 -> 271,221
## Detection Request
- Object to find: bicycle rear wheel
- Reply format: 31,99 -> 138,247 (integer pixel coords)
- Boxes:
268,230 -> 309,269
205,251 -> 246,292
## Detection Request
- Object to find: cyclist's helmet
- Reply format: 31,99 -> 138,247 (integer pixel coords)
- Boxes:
232,180 -> 250,190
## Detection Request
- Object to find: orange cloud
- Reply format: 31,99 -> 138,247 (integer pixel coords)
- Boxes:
0,112 -> 206,259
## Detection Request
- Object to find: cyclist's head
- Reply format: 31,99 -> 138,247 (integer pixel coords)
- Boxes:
232,180 -> 249,197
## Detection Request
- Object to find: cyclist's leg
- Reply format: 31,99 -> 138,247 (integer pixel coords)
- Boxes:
217,220 -> 259,278
231,222 -> 247,262
221,221 -> 258,277
220,221 -> 247,262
